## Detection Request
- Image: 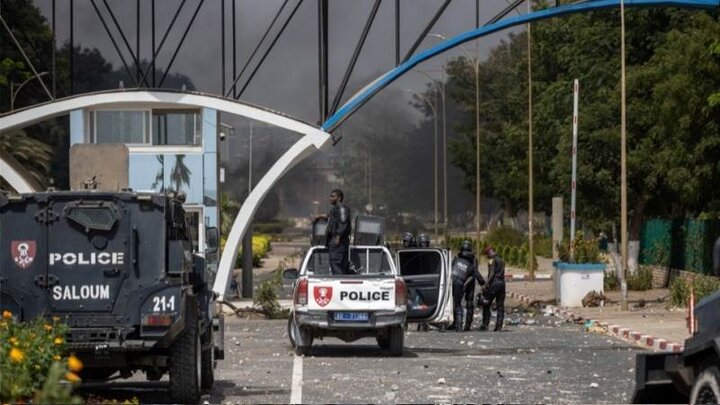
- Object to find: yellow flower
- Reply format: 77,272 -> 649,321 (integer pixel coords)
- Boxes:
53,355 -> 61,361
44,324 -> 53,332
54,337 -> 63,345
2,310 -> 12,319
8,337 -> 19,346
52,316 -> 60,322
65,372 -> 81,383
67,355 -> 83,372
9,348 -> 24,363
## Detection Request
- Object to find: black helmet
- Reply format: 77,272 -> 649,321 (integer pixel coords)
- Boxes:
402,232 -> 415,248
460,240 -> 473,253
418,233 -> 430,248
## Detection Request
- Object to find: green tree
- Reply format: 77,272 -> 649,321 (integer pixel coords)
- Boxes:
437,4 -> 720,234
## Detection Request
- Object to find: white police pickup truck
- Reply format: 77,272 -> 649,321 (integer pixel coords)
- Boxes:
284,245 -> 408,356
284,216 -> 453,356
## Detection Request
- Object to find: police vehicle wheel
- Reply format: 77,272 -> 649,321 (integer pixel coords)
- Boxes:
377,335 -> 391,349
288,314 -> 297,348
691,366 -> 720,404
389,326 -> 404,357
201,329 -> 215,390
169,299 -> 201,404
294,326 -> 313,356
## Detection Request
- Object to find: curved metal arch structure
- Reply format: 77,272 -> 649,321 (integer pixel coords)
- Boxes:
322,0 -> 720,132
0,90 -> 332,298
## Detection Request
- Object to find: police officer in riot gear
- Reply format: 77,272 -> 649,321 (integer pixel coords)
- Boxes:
479,246 -> 506,331
326,189 -> 352,274
417,233 -> 431,248
449,240 -> 484,331
402,232 -> 416,248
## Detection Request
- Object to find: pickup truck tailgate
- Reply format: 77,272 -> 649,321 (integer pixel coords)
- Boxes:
307,278 -> 396,311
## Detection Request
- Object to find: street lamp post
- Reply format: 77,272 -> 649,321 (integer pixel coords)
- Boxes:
405,88 -> 439,242
429,34 -> 481,248
10,71 -> 49,111
413,68 -> 447,242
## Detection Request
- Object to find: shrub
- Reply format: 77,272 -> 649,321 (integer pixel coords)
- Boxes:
508,246 -> 520,266
557,231 -> 601,263
0,313 -> 82,403
518,246 -> 528,268
670,274 -> 720,307
235,234 -> 273,268
627,266 -> 653,291
254,258 -> 292,319
484,227 -> 524,248
533,234 -> 553,258
253,221 -> 287,235
604,272 -> 620,291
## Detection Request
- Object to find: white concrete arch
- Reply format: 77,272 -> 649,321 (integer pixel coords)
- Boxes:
0,90 -> 332,298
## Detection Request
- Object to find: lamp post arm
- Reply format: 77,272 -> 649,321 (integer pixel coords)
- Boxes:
10,72 -> 49,111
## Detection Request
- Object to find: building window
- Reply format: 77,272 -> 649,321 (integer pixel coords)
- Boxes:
94,110 -> 149,144
152,111 -> 201,146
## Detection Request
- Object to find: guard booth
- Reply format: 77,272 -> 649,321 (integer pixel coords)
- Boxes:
67,106 -> 219,270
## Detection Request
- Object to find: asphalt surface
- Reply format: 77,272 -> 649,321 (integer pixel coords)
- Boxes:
78,303 -> 644,404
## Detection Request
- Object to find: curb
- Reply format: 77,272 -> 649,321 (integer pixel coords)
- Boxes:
506,290 -> 684,353
504,273 -> 553,282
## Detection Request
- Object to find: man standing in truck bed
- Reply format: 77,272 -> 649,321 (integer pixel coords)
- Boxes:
326,189 -> 352,274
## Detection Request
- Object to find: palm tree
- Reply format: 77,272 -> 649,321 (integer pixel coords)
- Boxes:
150,154 -> 165,191
0,130 -> 53,187
170,154 -> 192,192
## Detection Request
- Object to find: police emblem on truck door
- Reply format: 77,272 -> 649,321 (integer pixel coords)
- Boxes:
11,241 -> 36,269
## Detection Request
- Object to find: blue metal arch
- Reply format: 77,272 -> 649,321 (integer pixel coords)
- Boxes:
322,0 -> 719,132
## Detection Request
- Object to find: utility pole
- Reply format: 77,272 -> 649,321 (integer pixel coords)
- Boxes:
475,0 -> 481,253
241,122 -> 254,299
527,0 -> 535,280
619,0 -> 629,310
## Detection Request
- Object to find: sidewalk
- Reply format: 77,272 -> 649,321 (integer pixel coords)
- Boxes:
508,280 -> 690,351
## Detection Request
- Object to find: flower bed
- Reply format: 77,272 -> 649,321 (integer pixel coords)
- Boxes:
0,311 -> 83,403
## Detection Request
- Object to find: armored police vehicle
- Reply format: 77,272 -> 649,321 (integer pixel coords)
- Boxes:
0,190 -> 223,404
285,216 -> 452,356
633,290 -> 720,404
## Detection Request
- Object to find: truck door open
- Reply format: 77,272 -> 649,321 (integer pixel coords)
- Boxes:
396,248 -> 450,323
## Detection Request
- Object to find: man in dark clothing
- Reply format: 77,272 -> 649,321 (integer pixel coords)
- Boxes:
479,246 -> 506,331
449,240 -> 484,332
325,189 -> 351,275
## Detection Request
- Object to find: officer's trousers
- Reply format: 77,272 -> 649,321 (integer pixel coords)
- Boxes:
481,282 -> 506,331
328,243 -> 349,275
451,279 -> 475,331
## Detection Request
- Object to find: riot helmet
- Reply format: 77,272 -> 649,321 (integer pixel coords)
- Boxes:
402,232 -> 416,248
418,233 -> 431,248
460,240 -> 473,253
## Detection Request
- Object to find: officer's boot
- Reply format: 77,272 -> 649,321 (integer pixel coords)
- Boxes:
478,304 -> 490,331
454,308 -> 464,332
463,307 -> 474,331
494,307 -> 505,332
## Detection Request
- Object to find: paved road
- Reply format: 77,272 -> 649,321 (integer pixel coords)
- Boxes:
79,302 -> 644,404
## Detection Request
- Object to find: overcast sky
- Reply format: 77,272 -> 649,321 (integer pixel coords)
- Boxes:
34,0 -> 527,126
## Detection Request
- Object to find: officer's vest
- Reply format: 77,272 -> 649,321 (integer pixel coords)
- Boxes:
451,257 -> 472,281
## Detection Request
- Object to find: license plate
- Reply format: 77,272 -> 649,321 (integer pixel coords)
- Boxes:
333,312 -> 369,322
